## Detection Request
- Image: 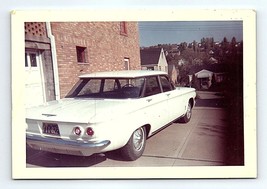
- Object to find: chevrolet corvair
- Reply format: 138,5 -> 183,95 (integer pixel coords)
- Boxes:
26,70 -> 196,160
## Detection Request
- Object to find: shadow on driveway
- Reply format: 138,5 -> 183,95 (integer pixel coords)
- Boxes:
26,146 -> 107,167
195,91 -> 227,108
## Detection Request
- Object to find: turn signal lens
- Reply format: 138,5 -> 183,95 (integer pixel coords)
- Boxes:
86,127 -> 94,136
74,127 -> 82,136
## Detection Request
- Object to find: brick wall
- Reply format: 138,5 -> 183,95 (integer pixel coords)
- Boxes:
51,22 -> 141,98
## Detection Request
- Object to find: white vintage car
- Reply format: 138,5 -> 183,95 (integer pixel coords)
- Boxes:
26,70 -> 196,160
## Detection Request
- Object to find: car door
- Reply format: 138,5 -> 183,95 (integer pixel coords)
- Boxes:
142,76 -> 169,132
159,75 -> 184,122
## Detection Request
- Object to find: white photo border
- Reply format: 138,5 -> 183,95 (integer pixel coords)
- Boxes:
11,9 -> 257,179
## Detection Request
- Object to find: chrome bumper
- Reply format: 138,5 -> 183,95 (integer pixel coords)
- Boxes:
26,134 -> 111,156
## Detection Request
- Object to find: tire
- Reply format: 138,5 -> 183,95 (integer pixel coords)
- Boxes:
119,127 -> 146,161
179,102 -> 192,123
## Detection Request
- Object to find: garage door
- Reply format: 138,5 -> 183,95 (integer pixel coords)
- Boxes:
25,51 -> 46,108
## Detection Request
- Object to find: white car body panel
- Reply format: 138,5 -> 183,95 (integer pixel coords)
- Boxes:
26,70 -> 196,158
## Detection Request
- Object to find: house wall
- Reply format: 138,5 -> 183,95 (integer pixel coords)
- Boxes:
168,64 -> 178,84
51,22 -> 141,97
157,49 -> 168,73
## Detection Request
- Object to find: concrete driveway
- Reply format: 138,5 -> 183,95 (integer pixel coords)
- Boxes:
26,106 -> 229,167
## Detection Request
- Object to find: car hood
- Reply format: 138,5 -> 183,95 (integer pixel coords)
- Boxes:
26,98 -> 140,123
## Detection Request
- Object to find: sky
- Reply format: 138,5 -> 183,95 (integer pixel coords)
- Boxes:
138,21 -> 243,47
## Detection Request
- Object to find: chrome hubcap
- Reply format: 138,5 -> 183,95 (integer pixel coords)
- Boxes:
186,103 -> 192,119
133,128 -> 145,151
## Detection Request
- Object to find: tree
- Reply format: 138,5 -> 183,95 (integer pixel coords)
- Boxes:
231,37 -> 237,47
230,37 -> 237,56
221,37 -> 229,52
193,40 -> 197,52
210,37 -> 214,48
199,37 -> 214,53
178,42 -> 188,52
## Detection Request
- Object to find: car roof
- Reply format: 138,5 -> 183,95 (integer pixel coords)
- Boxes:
79,70 -> 168,78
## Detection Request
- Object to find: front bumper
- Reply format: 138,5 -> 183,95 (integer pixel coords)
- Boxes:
26,134 -> 111,156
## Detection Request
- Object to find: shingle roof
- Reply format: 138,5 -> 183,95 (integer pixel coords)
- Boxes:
140,48 -> 162,65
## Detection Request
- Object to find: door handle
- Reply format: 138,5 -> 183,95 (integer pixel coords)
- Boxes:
166,93 -> 171,97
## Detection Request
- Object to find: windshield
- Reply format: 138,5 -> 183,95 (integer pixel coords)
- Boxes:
66,78 -> 145,99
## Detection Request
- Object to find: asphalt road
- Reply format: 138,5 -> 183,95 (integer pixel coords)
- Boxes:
26,92 -> 232,167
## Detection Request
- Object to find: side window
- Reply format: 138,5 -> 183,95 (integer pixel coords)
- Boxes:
160,76 -> 173,92
144,76 -> 161,97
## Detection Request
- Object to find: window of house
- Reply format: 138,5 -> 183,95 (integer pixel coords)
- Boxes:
30,53 -> 37,67
25,53 -> 28,67
76,46 -> 88,63
124,58 -> 130,70
25,52 -> 38,68
120,22 -> 128,36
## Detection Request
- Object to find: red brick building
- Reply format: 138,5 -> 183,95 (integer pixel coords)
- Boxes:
24,22 -> 141,107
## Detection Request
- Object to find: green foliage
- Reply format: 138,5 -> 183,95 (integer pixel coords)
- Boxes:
144,36 -> 243,90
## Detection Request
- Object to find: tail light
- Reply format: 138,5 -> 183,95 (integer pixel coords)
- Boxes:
74,127 -> 82,136
86,127 -> 94,136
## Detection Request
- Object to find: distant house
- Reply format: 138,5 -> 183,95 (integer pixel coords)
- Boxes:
189,64 -> 228,90
168,63 -> 178,84
140,48 -> 168,73
194,69 -> 214,89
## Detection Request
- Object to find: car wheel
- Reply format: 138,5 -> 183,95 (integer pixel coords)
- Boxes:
179,102 -> 192,123
120,127 -> 146,161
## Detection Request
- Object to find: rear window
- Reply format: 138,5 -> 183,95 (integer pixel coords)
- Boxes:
66,78 -> 145,99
